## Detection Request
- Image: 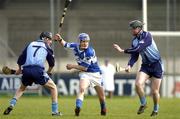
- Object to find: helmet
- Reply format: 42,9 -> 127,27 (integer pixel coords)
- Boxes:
129,20 -> 144,29
40,32 -> 52,40
78,33 -> 90,41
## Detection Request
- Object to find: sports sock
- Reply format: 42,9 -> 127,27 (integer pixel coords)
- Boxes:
52,102 -> 58,113
100,101 -> 106,110
140,96 -> 146,106
10,98 -> 17,107
76,99 -> 83,108
153,104 -> 159,112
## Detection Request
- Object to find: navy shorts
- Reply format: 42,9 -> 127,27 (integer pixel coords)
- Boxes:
140,61 -> 163,79
22,66 -> 49,86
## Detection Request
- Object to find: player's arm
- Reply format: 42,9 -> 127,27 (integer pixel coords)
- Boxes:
54,33 -> 66,47
113,32 -> 152,54
47,66 -> 53,76
54,33 -> 77,50
66,60 -> 90,72
113,44 -> 124,52
15,65 -> 22,75
122,53 -> 139,73
16,45 -> 29,75
66,48 -> 95,72
66,64 -> 87,71
124,33 -> 152,54
46,47 -> 55,74
127,53 -> 139,67
17,46 -> 28,66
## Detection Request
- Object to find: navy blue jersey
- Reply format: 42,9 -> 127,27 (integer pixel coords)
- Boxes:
124,31 -> 161,67
64,42 -> 101,73
17,39 -> 55,68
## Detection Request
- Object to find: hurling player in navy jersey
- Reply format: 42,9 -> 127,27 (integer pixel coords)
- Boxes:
3,32 -> 62,116
113,20 -> 163,117
54,33 -> 107,116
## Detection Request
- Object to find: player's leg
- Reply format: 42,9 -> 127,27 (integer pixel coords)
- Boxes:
11,84 -> 27,105
3,70 -> 30,116
3,84 -> 27,115
94,85 -> 107,116
149,61 -> 163,116
135,71 -> 149,114
43,79 -> 62,116
75,78 -> 89,116
108,91 -> 113,99
29,66 -> 61,116
150,77 -> 161,116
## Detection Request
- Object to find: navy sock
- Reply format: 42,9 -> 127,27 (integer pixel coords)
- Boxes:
100,101 -> 106,110
76,99 -> 82,108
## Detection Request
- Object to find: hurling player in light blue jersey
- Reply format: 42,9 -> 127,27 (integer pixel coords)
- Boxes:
113,20 -> 163,117
54,33 -> 107,116
3,32 -> 62,116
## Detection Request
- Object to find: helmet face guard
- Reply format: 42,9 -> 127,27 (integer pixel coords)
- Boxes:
78,33 -> 90,42
40,32 -> 52,40
78,33 -> 90,50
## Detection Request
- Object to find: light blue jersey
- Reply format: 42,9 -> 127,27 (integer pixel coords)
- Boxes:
24,41 -> 48,67
124,31 -> 161,66
64,42 -> 101,73
140,38 -> 161,63
17,39 -> 55,68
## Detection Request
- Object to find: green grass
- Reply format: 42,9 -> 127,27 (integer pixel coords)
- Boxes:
0,96 -> 180,119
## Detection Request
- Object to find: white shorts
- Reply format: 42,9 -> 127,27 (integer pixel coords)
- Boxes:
79,72 -> 103,87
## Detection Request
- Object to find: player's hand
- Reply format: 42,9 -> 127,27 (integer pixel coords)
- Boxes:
54,33 -> 63,41
15,69 -> 22,75
113,44 -> 124,53
125,65 -> 131,73
66,64 -> 74,70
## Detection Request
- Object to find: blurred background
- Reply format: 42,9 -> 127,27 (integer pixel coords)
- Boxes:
0,0 -> 180,97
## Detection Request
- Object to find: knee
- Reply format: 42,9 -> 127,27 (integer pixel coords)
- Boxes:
49,83 -> 57,93
79,88 -> 85,94
78,88 -> 85,100
52,84 -> 57,91
135,81 -> 143,88
152,89 -> 159,95
99,95 -> 105,101
19,86 -> 26,91
97,90 -> 105,100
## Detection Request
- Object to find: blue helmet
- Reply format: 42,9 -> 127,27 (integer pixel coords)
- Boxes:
78,33 -> 90,41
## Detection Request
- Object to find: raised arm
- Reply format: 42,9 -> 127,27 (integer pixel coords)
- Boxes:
54,33 -> 67,47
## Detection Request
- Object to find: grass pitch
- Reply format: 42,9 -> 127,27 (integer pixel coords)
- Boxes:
0,96 -> 180,119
